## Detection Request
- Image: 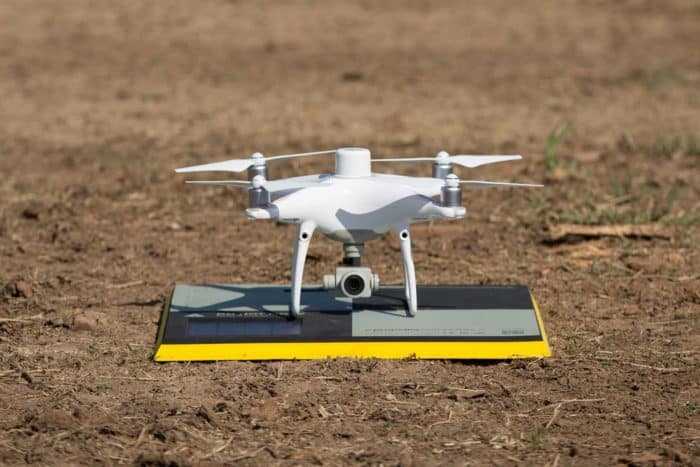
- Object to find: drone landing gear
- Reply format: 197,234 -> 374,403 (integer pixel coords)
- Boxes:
290,220 -> 315,318
397,226 -> 417,317
289,224 -> 418,318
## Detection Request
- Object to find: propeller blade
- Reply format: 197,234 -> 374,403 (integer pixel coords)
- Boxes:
175,149 -> 336,173
449,155 -> 522,168
460,180 -> 543,188
371,157 -> 435,162
185,180 -> 251,187
371,154 -> 522,168
176,159 -> 253,173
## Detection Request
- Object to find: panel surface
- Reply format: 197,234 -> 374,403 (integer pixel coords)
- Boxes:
154,284 -> 551,361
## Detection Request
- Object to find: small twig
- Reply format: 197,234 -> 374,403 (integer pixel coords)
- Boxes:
595,357 -> 682,372
379,400 -> 421,406
230,447 -> 267,463
202,437 -> 234,459
106,280 -> 144,290
176,425 -> 211,444
276,362 -> 283,380
539,398 -> 606,410
101,376 -> 163,382
427,410 -> 453,431
541,398 -> 605,429
547,223 -> 671,242
133,424 -> 151,448
490,380 -> 512,397
0,441 -> 26,455
313,376 -> 342,382
546,405 -> 562,429
627,362 -> 681,372
0,314 -> 44,323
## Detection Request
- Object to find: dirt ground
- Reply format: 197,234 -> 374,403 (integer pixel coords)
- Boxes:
1,0 -> 699,465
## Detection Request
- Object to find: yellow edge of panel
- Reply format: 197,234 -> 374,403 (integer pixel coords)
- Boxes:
154,340 -> 550,361
531,294 -> 552,358
153,292 -> 551,362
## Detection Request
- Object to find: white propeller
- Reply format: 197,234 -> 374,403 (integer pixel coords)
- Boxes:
175,149 -> 336,173
460,180 -> 543,188
442,173 -> 542,189
185,180 -> 251,187
184,174 -> 327,194
373,151 -> 522,168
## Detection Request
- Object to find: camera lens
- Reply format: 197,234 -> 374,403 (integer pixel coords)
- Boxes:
343,274 -> 365,296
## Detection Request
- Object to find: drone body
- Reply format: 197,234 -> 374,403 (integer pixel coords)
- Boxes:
176,147 -> 541,318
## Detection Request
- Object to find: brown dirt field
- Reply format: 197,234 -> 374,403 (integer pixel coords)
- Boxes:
1,1 -> 699,465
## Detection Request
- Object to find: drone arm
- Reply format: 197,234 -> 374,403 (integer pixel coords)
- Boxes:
396,225 -> 418,317
289,220 -> 316,318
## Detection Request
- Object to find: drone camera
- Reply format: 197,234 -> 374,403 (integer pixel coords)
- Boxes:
323,267 -> 379,298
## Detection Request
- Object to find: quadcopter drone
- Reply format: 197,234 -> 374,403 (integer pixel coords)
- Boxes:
176,147 -> 542,318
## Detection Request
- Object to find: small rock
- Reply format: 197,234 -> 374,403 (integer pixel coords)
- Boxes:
71,312 -> 99,331
626,257 -> 661,273
318,405 -> 332,418
213,401 -> 228,412
33,409 -> 80,432
5,280 -> 32,299
448,389 -> 486,400
666,252 -> 683,265
196,406 -> 213,424
575,150 -> 601,163
20,371 -> 33,384
21,201 -> 44,220
545,167 -> 569,183
341,71 -> 364,82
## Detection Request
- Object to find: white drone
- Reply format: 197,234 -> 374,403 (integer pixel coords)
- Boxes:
176,147 -> 541,318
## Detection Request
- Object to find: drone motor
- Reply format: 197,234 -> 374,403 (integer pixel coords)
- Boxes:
441,174 -> 462,207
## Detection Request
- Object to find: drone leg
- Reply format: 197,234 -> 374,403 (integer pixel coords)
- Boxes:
396,226 -> 418,317
290,220 -> 315,319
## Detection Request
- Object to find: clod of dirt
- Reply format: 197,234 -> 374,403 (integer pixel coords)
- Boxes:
341,71 -> 364,82
134,453 -> 182,467
20,201 -> 45,220
29,409 -> 81,432
48,310 -> 105,331
4,280 -> 33,299
665,252 -> 683,265
575,150 -> 602,163
618,452 -> 664,465
98,425 -> 118,435
195,406 -> 216,425
213,401 -> 228,413
544,167 -> 570,183
446,389 -> 486,401
71,312 -> 100,331
625,257 -> 664,274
